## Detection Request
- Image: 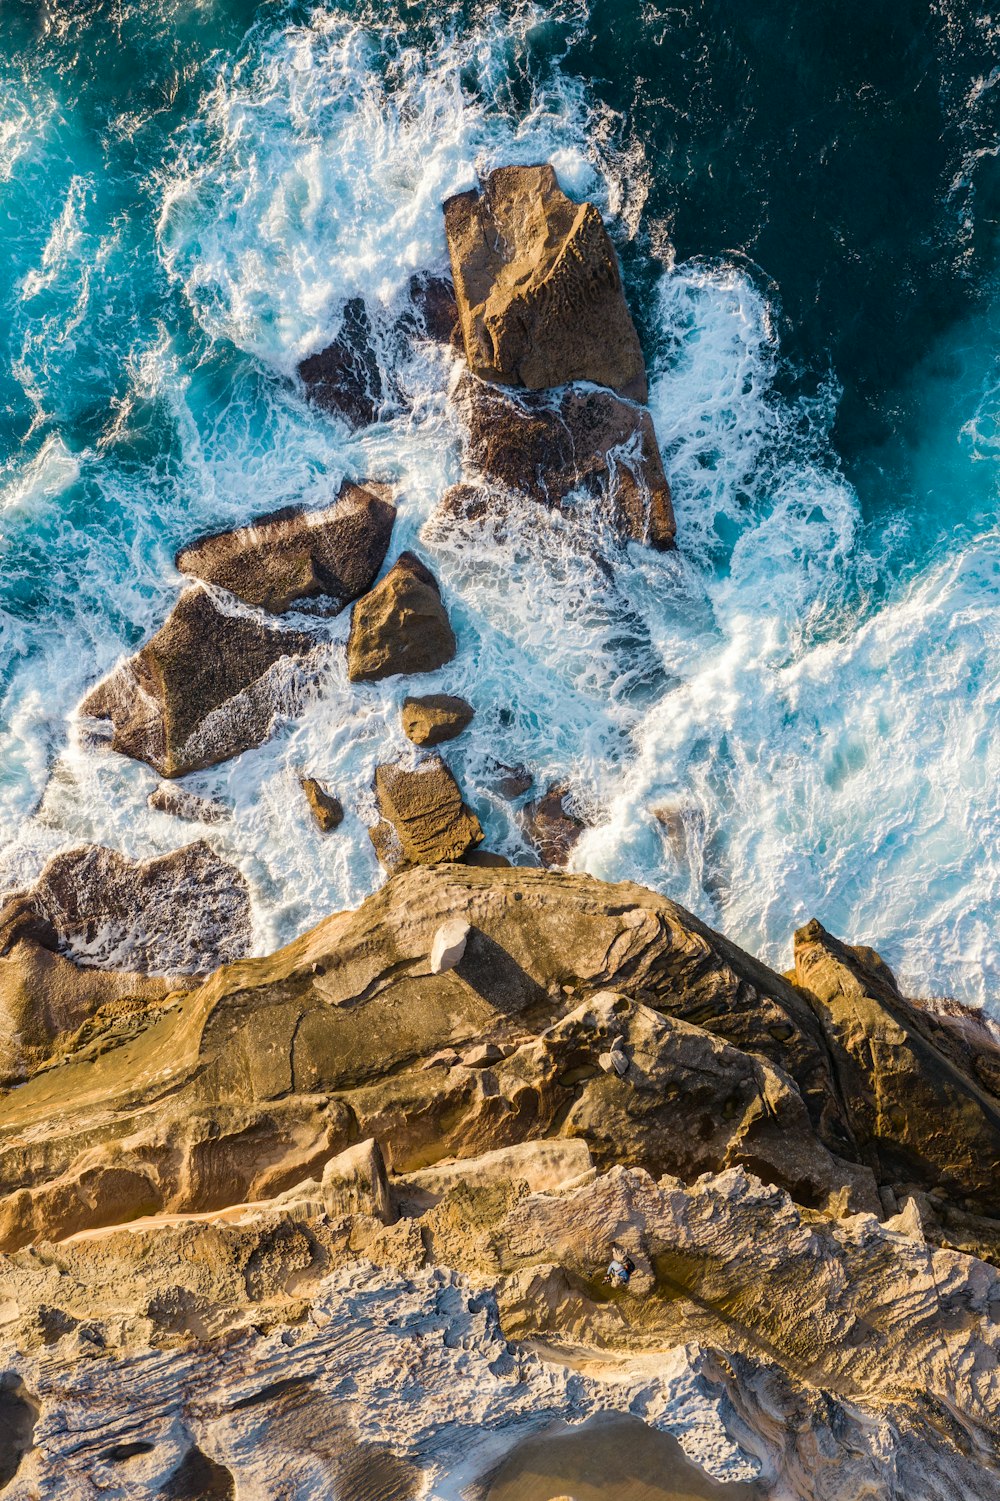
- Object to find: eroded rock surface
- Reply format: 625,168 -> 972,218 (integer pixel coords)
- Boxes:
444,164 -> 647,400
299,777 -> 344,833
401,692 -> 474,746
347,552 -> 456,682
369,757 -> 482,869
456,373 -> 676,549
522,782 -> 587,866
175,482 -> 395,615
81,587 -> 316,777
298,298 -> 384,427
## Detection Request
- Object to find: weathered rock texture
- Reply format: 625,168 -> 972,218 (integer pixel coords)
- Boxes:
347,552 -> 456,682
81,587 -> 316,777
299,777 -> 344,832
444,164 -> 647,400
148,784 -> 230,825
3,866 -> 1000,1497
401,693 -> 474,746
298,298 -> 384,427
522,782 -> 587,866
456,372 -> 676,549
369,758 -> 483,870
175,482 -> 395,615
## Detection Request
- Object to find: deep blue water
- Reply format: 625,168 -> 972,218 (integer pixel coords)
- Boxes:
2,0 -> 999,1003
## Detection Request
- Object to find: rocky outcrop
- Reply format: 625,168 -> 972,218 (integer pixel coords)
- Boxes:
444,164 -> 647,400
369,757 -> 483,869
522,782 -> 587,865
81,587 -> 316,777
346,552 -> 456,682
455,373 -> 676,549
9,841 -> 253,976
299,777 -> 344,832
175,482 -> 395,615
298,297 -> 384,427
148,785 -> 230,824
406,271 -> 459,344
401,692 -> 474,746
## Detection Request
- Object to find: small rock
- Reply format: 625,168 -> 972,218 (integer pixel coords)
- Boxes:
485,759 -> 534,800
407,271 -> 459,344
148,785 -> 230,825
444,163 -> 647,400
300,777 -> 344,832
422,1049 -> 461,1071
369,756 -> 483,870
462,1042 -> 504,1069
175,481 -> 396,615
298,297 -> 383,427
522,783 -> 586,867
431,918 -> 471,974
347,553 -> 456,682
401,694 -> 474,747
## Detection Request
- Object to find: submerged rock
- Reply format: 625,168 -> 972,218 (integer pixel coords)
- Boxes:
21,841 -> 253,975
444,163 -> 647,400
401,693 -> 474,747
300,776 -> 344,832
148,784 -> 231,825
369,757 -> 483,870
406,271 -> 459,345
455,373 -> 675,549
522,783 -> 587,866
347,552 -> 456,682
81,586 -> 315,777
175,482 -> 396,615
298,297 -> 383,427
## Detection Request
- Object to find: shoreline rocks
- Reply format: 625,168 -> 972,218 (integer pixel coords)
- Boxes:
444,163 -> 648,400
347,552 -> 456,682
81,586 -> 316,777
298,297 -> 384,427
401,693 -> 474,746
369,757 -> 483,869
175,481 -> 395,615
300,776 -> 344,832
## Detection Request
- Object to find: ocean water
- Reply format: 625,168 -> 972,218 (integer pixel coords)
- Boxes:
1,0 -> 999,1005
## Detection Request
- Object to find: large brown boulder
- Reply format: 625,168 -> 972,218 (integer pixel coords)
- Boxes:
81,586 -> 315,777
20,841 -> 253,976
175,482 -> 395,615
347,553 -> 456,682
454,374 -> 675,549
794,919 -> 1000,1216
298,298 -> 383,427
444,164 -> 647,400
401,694 -> 474,747
369,758 -> 483,870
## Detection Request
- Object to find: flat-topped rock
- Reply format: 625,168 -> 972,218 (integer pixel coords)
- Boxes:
347,553 -> 456,682
401,693 -> 474,746
81,586 -> 315,777
455,374 -> 675,549
444,163 -> 647,400
175,481 -> 395,615
369,757 -> 483,870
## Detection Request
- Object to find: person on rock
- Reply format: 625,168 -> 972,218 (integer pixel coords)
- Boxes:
603,1248 -> 636,1288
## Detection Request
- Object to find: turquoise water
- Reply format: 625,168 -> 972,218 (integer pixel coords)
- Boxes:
1,0 -> 999,1003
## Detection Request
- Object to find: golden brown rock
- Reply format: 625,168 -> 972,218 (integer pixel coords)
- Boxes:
444,164 -> 647,400
175,481 -> 396,615
369,757 -> 483,869
401,693 -> 474,747
347,552 -> 456,682
81,586 -> 315,777
300,777 -> 344,832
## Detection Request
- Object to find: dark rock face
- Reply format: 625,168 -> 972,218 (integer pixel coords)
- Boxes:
485,759 -> 534,799
148,785 -> 231,825
522,783 -> 587,867
401,694 -> 474,747
298,298 -> 383,428
347,553 -> 456,683
406,272 -> 459,345
444,163 -> 647,401
455,374 -> 675,550
369,757 -> 483,870
175,482 -> 396,616
81,587 -> 315,778
23,841 -> 253,975
300,777 -> 344,833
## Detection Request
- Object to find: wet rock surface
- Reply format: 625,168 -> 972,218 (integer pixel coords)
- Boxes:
298,297 -> 384,427
300,777 -> 344,832
148,785 -> 231,825
522,782 -> 587,866
81,587 -> 316,778
456,373 -> 676,549
444,163 -> 647,400
175,481 -> 396,615
369,757 -> 483,869
347,552 -> 456,682
400,692 -> 474,746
